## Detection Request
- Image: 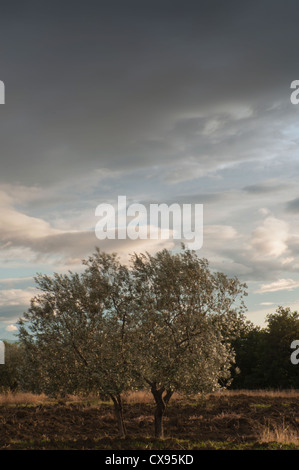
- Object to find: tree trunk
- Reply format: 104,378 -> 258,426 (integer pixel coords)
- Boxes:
110,393 -> 126,438
151,384 -> 173,438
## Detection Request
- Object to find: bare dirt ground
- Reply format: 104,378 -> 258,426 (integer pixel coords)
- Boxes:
0,392 -> 298,449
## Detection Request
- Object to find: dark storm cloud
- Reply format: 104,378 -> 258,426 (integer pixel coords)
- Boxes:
138,192 -> 226,207
286,197 -> 299,213
0,0 -> 299,185
243,182 -> 289,194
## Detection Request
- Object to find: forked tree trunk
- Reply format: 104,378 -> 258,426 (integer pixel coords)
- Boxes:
110,393 -> 126,438
150,384 -> 173,438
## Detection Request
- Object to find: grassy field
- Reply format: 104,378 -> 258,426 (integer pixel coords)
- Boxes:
0,389 -> 298,450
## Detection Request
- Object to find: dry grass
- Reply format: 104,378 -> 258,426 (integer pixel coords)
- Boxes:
211,389 -> 299,398
123,390 -> 187,403
259,419 -> 299,445
123,391 -> 154,403
0,392 -> 49,405
212,411 -> 243,421
0,388 -> 299,406
125,388 -> 299,402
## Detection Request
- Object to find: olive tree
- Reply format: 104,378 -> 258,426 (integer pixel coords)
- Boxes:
131,247 -> 247,438
18,246 -> 247,439
18,250 -> 138,437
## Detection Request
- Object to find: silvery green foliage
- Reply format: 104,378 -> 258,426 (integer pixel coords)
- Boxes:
130,247 -> 248,395
18,249 -> 138,399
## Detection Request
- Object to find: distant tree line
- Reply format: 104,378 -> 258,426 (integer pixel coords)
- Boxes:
231,306 -> 299,390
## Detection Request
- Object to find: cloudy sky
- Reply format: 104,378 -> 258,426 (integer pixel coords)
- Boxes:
1,0 -> 299,339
